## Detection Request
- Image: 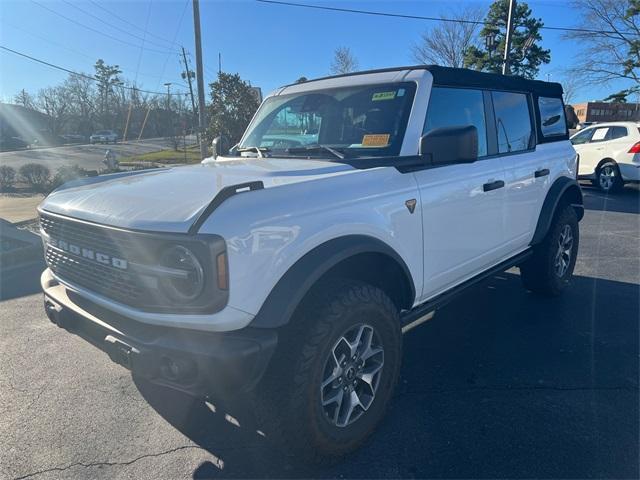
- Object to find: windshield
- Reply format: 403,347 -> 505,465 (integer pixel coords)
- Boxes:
239,82 -> 416,159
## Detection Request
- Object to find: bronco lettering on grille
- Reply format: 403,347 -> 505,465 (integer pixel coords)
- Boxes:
48,238 -> 128,270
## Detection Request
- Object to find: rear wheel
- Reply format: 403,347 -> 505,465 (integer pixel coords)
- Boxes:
594,161 -> 624,193
520,204 -> 579,296
256,280 -> 402,462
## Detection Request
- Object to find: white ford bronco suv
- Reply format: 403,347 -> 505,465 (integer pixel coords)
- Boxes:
39,65 -> 583,460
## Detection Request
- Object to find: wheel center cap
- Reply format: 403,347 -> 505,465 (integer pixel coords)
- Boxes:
345,366 -> 356,381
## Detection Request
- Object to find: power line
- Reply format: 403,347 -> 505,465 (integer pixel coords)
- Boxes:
255,0 -> 636,36
31,0 -> 176,55
152,0 -> 190,92
87,0 -> 180,49
0,45 -> 189,96
60,0 -> 180,53
3,21 -> 186,85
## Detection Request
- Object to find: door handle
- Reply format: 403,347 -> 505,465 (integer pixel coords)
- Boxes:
483,180 -> 505,192
534,168 -> 550,178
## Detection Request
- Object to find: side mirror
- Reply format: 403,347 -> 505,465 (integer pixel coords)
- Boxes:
419,125 -> 478,166
212,136 -> 229,159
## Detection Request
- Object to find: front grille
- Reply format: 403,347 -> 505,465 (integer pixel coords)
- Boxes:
40,213 -> 143,306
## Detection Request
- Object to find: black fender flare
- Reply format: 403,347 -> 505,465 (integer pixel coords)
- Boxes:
250,235 -> 416,329
531,176 -> 584,246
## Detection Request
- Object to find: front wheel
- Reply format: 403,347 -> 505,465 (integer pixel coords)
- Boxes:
256,281 -> 402,462
520,204 -> 579,296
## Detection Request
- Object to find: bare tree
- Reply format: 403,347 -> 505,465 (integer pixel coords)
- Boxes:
330,47 -> 359,75
64,74 -> 96,137
13,89 -> 34,109
412,6 -> 484,68
565,0 -> 639,85
558,71 -> 583,105
36,86 -> 70,136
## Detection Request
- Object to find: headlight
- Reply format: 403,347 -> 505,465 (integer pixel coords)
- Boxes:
159,245 -> 205,302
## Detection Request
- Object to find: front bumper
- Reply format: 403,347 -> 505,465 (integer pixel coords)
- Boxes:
42,272 -> 277,398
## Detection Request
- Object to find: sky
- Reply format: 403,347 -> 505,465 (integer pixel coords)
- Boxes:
0,0 -> 635,105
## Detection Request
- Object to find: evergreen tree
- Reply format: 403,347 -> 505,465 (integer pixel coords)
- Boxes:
464,0 -> 550,79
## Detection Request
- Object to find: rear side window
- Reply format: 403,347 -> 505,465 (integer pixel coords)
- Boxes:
424,87 -> 488,157
538,97 -> 567,137
492,91 -> 533,153
609,126 -> 628,140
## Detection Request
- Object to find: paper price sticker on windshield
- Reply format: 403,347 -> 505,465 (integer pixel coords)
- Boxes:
372,91 -> 396,101
362,134 -> 390,147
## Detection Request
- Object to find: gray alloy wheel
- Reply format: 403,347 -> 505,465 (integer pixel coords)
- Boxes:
596,162 -> 623,193
598,164 -> 616,191
320,323 -> 384,428
554,224 -> 574,278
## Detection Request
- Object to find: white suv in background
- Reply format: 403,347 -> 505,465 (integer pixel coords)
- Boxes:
571,121 -> 640,192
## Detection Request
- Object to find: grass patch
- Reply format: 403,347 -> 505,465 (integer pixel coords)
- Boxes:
119,144 -> 207,166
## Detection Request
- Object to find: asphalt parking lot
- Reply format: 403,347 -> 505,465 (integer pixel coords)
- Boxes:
1,184 -> 638,480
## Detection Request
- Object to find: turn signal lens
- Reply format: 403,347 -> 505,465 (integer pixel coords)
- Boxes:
216,252 -> 229,290
628,141 -> 640,153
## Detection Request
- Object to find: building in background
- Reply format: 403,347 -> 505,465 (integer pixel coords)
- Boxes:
571,101 -> 640,123
0,103 -> 49,141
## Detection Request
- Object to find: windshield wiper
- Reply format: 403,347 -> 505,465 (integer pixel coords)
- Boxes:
286,145 -> 346,160
236,146 -> 270,158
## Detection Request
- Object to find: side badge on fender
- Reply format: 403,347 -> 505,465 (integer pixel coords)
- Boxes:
405,199 -> 417,214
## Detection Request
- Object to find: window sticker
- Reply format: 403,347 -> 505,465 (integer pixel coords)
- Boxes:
362,134 -> 390,147
372,91 -> 396,101
397,88 -> 405,97
591,128 -> 609,141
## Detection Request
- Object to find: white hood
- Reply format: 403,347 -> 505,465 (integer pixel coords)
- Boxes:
40,158 -> 355,232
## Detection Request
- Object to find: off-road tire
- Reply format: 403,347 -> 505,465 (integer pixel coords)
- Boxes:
520,204 -> 579,296
255,280 -> 402,463
593,161 -> 624,193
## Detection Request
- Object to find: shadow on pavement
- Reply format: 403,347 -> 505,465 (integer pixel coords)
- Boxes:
581,183 -> 639,215
0,259 -> 45,301
135,271 -> 639,479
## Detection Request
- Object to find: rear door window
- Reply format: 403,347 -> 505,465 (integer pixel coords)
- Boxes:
538,97 -> 567,137
492,91 -> 533,154
590,127 -> 610,142
424,87 -> 488,157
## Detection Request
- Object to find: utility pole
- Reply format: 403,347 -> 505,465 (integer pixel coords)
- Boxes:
192,0 -> 208,160
181,46 -> 198,129
164,82 -> 172,111
164,82 -> 172,138
218,52 -> 222,74
502,0 -> 516,75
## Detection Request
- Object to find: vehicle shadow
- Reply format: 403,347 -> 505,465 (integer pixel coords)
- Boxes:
135,271 -> 639,479
581,182 -> 639,215
0,258 -> 45,301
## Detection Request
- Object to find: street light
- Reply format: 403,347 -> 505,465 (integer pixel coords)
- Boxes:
485,33 -> 496,59
521,35 -> 535,58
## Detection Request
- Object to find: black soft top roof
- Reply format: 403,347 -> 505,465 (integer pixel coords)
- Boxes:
292,65 -> 563,98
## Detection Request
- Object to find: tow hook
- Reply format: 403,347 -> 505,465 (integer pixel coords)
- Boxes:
104,335 -> 138,369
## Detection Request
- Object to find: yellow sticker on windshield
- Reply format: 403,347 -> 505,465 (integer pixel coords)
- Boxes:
372,91 -> 396,101
362,134 -> 390,147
